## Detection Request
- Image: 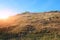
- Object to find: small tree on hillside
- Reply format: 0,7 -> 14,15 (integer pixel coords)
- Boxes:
22,11 -> 30,14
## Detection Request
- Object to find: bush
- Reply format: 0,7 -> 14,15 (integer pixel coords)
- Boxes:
49,10 -> 60,12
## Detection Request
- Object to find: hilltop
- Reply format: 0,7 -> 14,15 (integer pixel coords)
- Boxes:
0,11 -> 60,40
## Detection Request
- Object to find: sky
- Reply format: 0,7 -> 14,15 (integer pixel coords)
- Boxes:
0,0 -> 60,15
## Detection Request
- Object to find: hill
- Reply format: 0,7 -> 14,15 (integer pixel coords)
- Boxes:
0,11 -> 60,40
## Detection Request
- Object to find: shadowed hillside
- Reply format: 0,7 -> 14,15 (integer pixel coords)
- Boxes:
0,11 -> 60,40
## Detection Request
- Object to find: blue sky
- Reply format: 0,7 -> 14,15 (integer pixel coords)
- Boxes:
0,0 -> 60,15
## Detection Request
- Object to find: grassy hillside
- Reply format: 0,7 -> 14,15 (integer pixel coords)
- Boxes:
0,11 -> 60,40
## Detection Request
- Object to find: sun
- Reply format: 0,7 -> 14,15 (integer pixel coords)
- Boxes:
0,9 -> 13,19
0,12 -> 10,19
0,15 -> 9,19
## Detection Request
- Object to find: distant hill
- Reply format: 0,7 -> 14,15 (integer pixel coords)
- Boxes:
0,11 -> 60,40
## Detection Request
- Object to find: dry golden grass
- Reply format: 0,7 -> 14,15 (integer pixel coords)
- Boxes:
0,11 -> 60,40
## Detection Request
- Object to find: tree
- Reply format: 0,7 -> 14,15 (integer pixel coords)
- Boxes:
22,11 -> 30,14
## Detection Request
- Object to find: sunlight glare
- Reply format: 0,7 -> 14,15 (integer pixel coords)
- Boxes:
0,14 -> 9,19
0,9 -> 13,19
